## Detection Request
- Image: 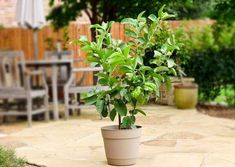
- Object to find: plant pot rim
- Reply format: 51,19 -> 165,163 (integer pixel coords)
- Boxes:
101,125 -> 142,131
174,83 -> 198,89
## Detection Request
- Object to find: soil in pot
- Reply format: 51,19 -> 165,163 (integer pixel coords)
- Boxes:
101,125 -> 142,166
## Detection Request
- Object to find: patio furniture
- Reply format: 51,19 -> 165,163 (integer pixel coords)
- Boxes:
44,50 -> 74,83
64,67 -> 108,119
25,58 -> 73,121
0,51 -> 49,126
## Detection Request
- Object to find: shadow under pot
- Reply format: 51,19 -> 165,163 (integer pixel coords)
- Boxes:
174,83 -> 198,109
101,125 -> 142,166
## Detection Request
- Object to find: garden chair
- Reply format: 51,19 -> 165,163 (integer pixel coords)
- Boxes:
64,66 -> 108,119
0,51 -> 49,126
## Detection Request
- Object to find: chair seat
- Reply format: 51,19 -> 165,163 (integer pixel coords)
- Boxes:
0,88 -> 47,99
68,86 -> 108,93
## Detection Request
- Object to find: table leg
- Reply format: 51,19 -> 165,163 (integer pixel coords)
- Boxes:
52,65 -> 59,120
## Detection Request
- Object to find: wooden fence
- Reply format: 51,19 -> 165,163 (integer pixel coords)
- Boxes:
0,20 -> 213,85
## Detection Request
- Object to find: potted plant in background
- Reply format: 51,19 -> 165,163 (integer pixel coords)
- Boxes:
74,6 -> 179,166
174,80 -> 198,109
172,26 -> 214,109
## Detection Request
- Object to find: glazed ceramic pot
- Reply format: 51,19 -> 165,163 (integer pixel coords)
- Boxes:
174,83 -> 198,109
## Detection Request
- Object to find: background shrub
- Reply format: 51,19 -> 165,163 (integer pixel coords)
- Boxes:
175,24 -> 235,106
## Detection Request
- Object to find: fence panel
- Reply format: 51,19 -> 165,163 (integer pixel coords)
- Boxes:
0,20 -> 214,85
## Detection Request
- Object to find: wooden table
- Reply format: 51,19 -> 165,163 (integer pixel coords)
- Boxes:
25,59 -> 73,121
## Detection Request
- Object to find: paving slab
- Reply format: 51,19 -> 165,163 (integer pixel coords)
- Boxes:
1,105 -> 235,167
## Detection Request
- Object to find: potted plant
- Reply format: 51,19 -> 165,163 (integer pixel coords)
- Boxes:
75,6 -> 178,166
172,27 -> 201,109
174,81 -> 198,109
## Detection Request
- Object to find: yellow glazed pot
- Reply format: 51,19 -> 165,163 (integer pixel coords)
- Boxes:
174,83 -> 198,109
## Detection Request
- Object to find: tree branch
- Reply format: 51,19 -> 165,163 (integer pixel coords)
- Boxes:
85,9 -> 92,21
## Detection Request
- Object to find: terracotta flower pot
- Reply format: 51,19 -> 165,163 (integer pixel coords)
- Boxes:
174,83 -> 198,109
101,125 -> 142,166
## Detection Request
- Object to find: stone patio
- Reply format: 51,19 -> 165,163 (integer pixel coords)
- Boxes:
1,105 -> 235,167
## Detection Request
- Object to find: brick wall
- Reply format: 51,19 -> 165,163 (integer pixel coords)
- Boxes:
0,0 -> 89,27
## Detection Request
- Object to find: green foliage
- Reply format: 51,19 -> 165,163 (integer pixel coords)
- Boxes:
75,7 -> 178,129
175,23 -> 235,106
215,86 -> 235,107
184,48 -> 235,106
212,0 -> 235,25
0,146 -> 26,167
142,15 -> 180,77
47,0 -> 214,30
47,0 -> 86,30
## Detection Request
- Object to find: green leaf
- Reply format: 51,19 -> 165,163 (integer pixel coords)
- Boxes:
110,108 -> 117,121
108,55 -> 125,68
96,99 -> 105,114
134,109 -> 146,116
137,11 -> 146,21
108,52 -> 125,67
90,24 -> 102,30
121,18 -> 137,26
131,115 -> 136,122
158,5 -> 175,20
131,86 -> 142,99
108,52 -> 122,60
98,77 -> 109,85
81,45 -> 91,51
123,46 -> 131,57
167,59 -> 175,68
154,50 -> 162,57
113,99 -> 127,116
161,13 -> 175,20
137,37 -> 145,44
135,92 -> 145,104
154,66 -> 169,73
97,35 -> 106,49
101,105 -> 108,117
144,82 -> 157,91
139,66 -> 153,72
87,56 -> 99,63
127,40 -> 136,46
119,65 -> 133,73
164,75 -> 172,91
83,94 -> 97,105
134,56 -> 143,68
152,73 -> 164,82
109,87 -> 120,97
148,14 -> 157,22
122,116 -> 132,129
170,68 -> 177,76
158,5 -> 165,18
126,29 -> 137,38
120,88 -> 132,102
